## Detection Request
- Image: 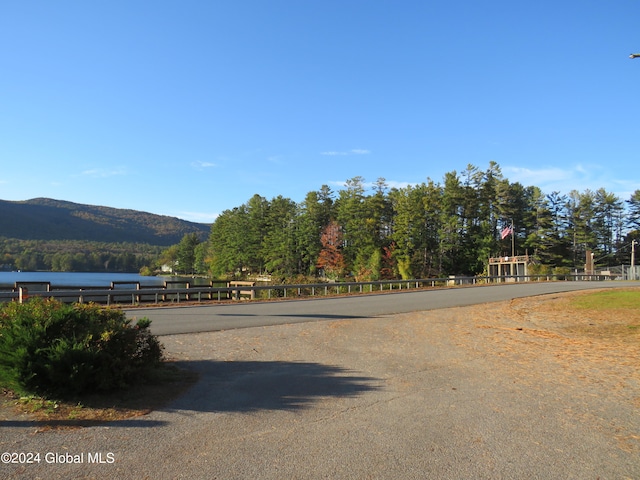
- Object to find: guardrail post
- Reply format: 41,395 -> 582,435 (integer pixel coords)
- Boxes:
18,287 -> 28,304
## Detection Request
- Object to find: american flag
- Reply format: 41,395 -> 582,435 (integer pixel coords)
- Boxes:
501,225 -> 513,240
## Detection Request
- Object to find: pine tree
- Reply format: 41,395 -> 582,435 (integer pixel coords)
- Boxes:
335,176 -> 371,274
175,233 -> 200,274
207,206 -> 251,277
439,171 -> 465,274
262,196 -> 298,276
627,190 -> 640,231
593,188 -> 624,258
297,187 -> 334,275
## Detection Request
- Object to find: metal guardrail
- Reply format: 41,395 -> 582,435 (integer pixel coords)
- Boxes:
0,274 -> 620,306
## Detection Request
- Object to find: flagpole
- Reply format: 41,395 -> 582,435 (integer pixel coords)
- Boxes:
511,219 -> 515,257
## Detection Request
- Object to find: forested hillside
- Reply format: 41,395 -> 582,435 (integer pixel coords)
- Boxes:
0,198 -> 211,272
204,162 -> 640,280
0,198 -> 210,245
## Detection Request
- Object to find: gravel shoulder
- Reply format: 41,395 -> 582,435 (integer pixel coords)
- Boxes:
1,290 -> 639,479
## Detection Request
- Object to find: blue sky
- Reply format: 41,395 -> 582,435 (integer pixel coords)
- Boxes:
1,1 -> 638,223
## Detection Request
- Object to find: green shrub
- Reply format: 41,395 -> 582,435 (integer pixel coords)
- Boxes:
0,299 -> 163,399
527,263 -> 553,277
552,266 -> 572,280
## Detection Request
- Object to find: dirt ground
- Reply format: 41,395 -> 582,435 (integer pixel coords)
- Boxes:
454,291 -> 640,399
431,290 -> 640,453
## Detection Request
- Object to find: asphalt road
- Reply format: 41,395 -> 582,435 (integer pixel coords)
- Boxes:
125,281 -> 640,336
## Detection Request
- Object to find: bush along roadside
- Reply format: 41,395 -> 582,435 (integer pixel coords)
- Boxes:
0,298 -> 164,399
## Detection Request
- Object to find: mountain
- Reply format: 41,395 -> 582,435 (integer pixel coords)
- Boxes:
0,198 -> 211,246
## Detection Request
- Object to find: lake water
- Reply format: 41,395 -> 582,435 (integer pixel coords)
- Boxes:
0,272 -> 198,288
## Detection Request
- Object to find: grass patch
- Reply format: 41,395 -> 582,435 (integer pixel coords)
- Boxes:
569,289 -> 640,310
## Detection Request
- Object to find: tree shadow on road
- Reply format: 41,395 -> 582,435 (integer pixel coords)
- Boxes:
0,361 -> 380,430
164,360 -> 381,413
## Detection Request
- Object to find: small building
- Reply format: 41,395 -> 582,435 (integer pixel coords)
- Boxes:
160,263 -> 175,273
488,255 -> 530,280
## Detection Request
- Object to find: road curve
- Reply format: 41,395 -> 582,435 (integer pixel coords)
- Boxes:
125,281 -> 640,336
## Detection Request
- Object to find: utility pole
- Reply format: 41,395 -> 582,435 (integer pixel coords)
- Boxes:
632,240 -> 637,280
628,54 -> 638,275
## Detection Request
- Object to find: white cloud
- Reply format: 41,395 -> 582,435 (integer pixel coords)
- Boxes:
321,148 -> 371,156
503,164 -> 638,199
80,167 -> 127,178
502,166 -> 573,186
190,160 -> 217,170
172,211 -> 219,223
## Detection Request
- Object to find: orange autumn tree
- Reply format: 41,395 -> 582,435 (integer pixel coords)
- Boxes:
316,220 -> 345,279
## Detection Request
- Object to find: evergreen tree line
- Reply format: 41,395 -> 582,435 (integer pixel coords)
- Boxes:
157,233 -> 207,276
0,238 -> 162,273
175,162 -> 640,280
